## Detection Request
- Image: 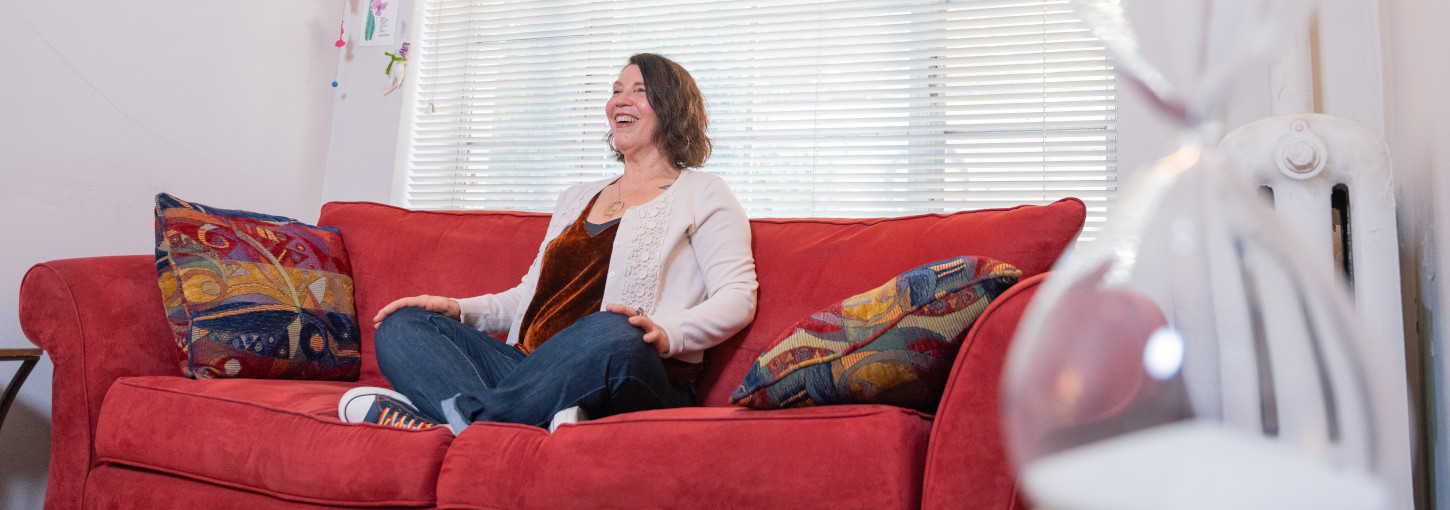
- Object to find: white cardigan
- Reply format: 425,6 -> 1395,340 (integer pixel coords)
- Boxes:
454,170 -> 758,364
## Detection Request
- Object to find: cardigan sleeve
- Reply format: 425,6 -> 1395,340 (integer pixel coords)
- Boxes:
454,268 -> 537,335
653,176 -> 758,358
454,189 -> 576,335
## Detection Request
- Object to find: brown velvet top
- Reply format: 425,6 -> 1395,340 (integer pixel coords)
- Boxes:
517,194 -> 617,354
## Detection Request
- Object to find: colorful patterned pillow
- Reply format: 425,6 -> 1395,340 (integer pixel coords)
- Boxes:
154,193 -> 361,380
730,256 -> 1020,411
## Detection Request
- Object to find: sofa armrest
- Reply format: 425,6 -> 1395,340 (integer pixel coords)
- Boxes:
921,272 -> 1049,510
19,255 -> 180,510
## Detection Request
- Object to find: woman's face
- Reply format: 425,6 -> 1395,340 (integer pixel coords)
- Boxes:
606,64 -> 660,158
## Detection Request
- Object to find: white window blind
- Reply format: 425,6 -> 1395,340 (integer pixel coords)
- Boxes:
406,0 -> 1115,232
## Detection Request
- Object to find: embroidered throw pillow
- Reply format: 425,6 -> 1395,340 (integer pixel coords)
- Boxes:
731,256 -> 1019,411
154,193 -> 362,380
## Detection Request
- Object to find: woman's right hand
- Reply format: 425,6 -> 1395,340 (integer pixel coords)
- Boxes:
372,295 -> 461,329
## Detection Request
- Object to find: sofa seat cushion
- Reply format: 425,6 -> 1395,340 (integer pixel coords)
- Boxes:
436,405 -> 932,510
94,377 -> 452,507
86,464 -> 356,510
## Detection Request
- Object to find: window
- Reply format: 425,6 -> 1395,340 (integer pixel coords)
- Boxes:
405,0 -> 1115,233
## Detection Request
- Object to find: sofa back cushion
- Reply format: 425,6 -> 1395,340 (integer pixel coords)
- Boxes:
319,202 -> 552,384
320,198 -> 1087,400
697,198 -> 1086,406
729,256 -> 1022,412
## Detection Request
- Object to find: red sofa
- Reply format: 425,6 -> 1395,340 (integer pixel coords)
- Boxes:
20,198 -> 1085,509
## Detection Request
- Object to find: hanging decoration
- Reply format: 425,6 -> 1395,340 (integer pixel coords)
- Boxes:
385,42 -> 408,75
331,21 -> 345,87
382,42 -> 409,95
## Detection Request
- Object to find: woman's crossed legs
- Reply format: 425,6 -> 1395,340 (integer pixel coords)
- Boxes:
372,306 -> 692,429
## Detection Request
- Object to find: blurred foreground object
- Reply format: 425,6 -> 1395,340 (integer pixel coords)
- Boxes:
1000,0 -> 1410,508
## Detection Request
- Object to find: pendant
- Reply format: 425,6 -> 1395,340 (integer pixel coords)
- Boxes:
602,199 -> 623,217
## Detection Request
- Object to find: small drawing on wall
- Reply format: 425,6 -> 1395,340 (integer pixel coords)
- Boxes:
359,0 -> 397,47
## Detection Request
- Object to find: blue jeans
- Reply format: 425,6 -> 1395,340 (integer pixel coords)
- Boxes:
373,307 -> 694,428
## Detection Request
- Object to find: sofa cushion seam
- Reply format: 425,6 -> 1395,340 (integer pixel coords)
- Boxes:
748,197 -> 1080,226
94,458 -> 435,508
322,199 -> 1082,228
111,379 -> 442,432
323,201 -> 548,220
548,406 -> 932,430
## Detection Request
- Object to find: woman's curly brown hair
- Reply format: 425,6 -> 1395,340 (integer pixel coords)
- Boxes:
607,53 -> 712,169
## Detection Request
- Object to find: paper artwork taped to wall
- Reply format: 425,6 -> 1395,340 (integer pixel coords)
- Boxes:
359,0 -> 397,46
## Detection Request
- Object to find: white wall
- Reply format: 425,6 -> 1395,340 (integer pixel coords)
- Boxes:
0,1 -> 341,509
321,0 -> 418,206
1291,0 -> 1448,506
1378,0 -> 1450,507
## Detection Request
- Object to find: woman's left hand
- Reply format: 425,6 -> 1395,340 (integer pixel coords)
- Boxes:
606,303 -> 669,354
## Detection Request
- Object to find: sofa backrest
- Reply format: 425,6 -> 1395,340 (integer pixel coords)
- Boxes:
320,203 -> 553,384
319,199 -> 1087,404
697,199 -> 1086,406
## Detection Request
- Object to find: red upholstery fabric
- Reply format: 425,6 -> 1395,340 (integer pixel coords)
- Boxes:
84,464 -> 372,510
437,405 -> 932,510
921,274 -> 1049,510
19,257 -> 181,510
21,199 -> 1086,509
317,202 -> 551,386
699,198 -> 1086,407
316,199 -> 1084,404
94,377 -> 451,507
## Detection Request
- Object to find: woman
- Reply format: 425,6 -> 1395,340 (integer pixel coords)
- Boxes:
339,53 -> 757,433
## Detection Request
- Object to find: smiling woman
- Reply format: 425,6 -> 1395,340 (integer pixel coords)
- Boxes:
606,54 -> 712,171
343,55 -> 759,435
594,54 -> 713,222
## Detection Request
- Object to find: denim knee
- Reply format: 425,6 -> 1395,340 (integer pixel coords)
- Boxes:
573,310 -> 633,330
374,307 -> 437,352
378,306 -> 435,330
572,312 -> 657,361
